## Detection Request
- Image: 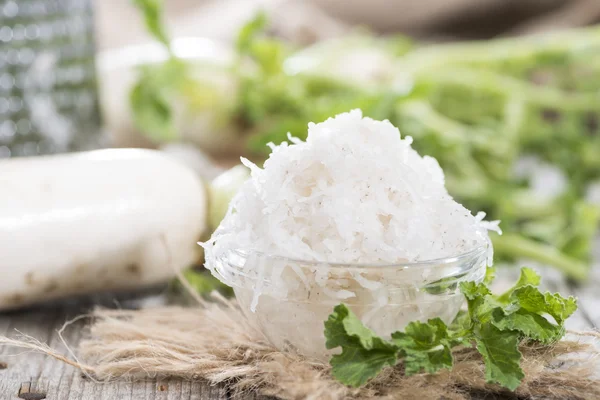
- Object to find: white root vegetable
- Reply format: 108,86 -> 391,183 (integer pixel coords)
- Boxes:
160,142 -> 225,181
0,149 -> 207,310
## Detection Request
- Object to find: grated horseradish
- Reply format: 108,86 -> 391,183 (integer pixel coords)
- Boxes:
202,110 -> 499,357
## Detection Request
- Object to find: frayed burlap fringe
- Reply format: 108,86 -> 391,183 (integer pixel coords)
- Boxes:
1,293 -> 600,400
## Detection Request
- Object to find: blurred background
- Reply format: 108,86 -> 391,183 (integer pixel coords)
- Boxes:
3,0 -> 600,157
94,0 -> 600,49
3,0 -> 600,156
2,0 -> 600,309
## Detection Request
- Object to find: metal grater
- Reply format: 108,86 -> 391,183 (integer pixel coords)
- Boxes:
0,0 -> 103,159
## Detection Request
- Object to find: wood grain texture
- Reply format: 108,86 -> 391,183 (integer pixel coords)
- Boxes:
0,292 -> 230,400
0,267 -> 598,399
230,387 -> 278,400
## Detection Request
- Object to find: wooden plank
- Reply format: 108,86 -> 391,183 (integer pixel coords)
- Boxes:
0,306 -> 61,400
192,380 -> 229,400
69,379 -> 228,400
231,387 -> 277,400
0,296 -> 230,400
131,379 -> 153,400
41,304 -> 86,400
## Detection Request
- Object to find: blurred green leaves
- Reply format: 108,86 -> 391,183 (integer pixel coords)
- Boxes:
132,0 -> 171,49
131,7 -> 600,280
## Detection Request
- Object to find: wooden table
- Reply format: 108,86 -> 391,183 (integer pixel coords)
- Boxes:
1,264 -> 598,400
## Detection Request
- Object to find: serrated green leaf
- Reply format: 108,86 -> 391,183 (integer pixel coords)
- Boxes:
496,267 -> 541,303
448,310 -> 472,338
329,348 -> 398,388
514,267 -> 541,289
476,324 -> 524,390
460,281 -> 500,324
545,292 -> 578,323
391,318 -> 453,375
491,308 -> 563,344
460,281 -> 492,300
327,267 -> 578,391
511,285 -> 577,325
324,304 -> 398,387
459,269 -> 577,389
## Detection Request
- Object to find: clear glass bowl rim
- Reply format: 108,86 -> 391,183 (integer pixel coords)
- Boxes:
224,243 -> 488,270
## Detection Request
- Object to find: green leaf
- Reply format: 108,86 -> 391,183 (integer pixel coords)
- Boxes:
460,281 -> 492,301
391,318 -> 453,375
514,267 -> 541,289
459,269 -> 577,387
132,0 -> 171,49
511,285 -> 577,325
497,267 -> 541,303
448,310 -> 472,335
129,60 -> 187,142
182,269 -> 234,297
484,266 -> 496,285
422,275 -> 459,295
491,308 -> 563,344
236,12 -> 268,53
236,12 -> 285,76
326,267 -> 578,391
476,324 -> 524,391
130,78 -> 175,141
249,38 -> 286,76
460,281 -> 498,324
324,304 -> 398,387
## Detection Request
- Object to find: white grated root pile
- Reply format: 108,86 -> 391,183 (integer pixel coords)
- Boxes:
204,109 -> 499,267
202,110 -> 501,351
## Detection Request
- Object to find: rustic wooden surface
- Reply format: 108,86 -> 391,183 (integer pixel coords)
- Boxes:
0,262 -> 598,400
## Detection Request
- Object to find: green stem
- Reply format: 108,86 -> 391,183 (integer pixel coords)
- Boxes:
502,191 -> 560,220
402,26 -> 600,71
422,68 -> 599,111
492,234 -> 589,282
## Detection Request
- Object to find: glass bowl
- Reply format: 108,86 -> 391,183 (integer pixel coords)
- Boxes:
209,246 -> 488,360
